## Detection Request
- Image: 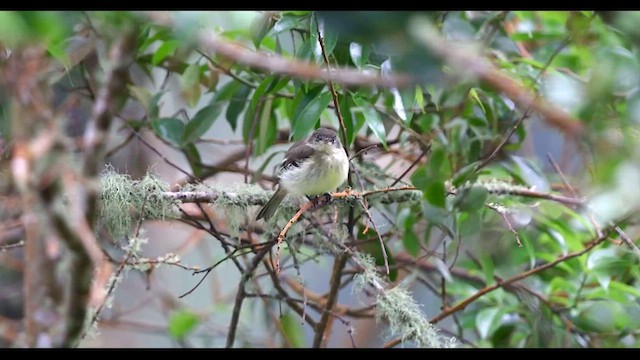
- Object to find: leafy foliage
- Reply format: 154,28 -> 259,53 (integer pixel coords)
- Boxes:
1,10 -> 640,349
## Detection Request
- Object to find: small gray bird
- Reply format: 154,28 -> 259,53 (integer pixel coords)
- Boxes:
256,127 -> 349,221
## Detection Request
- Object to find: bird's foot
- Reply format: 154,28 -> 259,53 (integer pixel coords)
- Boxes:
307,193 -> 333,209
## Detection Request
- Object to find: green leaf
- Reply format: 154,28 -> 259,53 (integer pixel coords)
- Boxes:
400,86 -> 417,123
321,27 -> 339,58
225,83 -> 252,131
459,211 -> 482,237
0,11 -> 31,46
243,75 -> 275,143
573,301 -> 621,333
294,39 -> 313,61
340,94 -> 365,146
168,310 -> 199,340
46,41 -> 71,69
403,229 -> 420,257
424,180 -> 446,208
272,13 -> 306,36
213,80 -> 241,102
398,207 -> 419,256
251,12 -> 276,49
468,88 -> 486,114
152,40 -> 179,65
410,165 -> 429,190
480,255 -> 495,285
609,280 -> 640,298
455,186 -> 488,212
182,103 -> 223,145
427,147 -> 446,179
183,143 -> 203,178
291,89 -> 331,141
349,42 -> 370,69
148,92 -> 165,120
255,97 -> 276,156
152,118 -> 184,147
280,313 -> 305,347
475,307 -> 503,339
352,97 -> 387,147
181,62 -> 202,108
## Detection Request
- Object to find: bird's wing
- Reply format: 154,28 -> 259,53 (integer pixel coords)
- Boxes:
279,142 -> 315,170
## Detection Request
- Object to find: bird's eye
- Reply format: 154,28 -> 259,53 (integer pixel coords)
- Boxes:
315,135 -> 321,141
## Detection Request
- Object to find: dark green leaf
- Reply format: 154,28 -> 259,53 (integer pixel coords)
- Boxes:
403,228 -> 420,257
480,255 -> 495,285
251,12 -> 276,49
398,207 -> 419,256
400,86 -> 417,123
292,88 -> 331,141
425,180 -> 446,208
182,103 -> 223,145
225,84 -> 252,131
168,310 -> 199,340
148,92 -> 165,120
183,143 -> 203,178
451,161 -> 479,187
280,313 -> 305,347
213,80 -> 241,102
410,165 -> 429,190
243,75 -> 275,144
352,97 -> 387,147
152,118 -> 185,147
265,75 -> 291,95
339,94 -> 355,145
295,38 -> 313,61
459,211 -> 482,237
455,186 -> 488,212
255,97 -> 277,156
321,27 -> 339,58
427,147 -> 446,179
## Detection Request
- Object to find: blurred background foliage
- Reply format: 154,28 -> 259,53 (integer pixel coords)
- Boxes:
1,10 -> 640,348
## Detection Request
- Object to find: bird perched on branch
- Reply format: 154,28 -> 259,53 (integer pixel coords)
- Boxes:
256,127 -> 349,221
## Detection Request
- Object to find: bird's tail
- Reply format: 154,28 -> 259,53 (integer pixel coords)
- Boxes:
256,187 -> 287,221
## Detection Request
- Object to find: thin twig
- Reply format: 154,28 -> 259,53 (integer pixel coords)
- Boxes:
390,145 -> 430,187
274,202 -> 315,275
485,203 -> 523,247
615,226 -> 640,261
226,243 -> 274,348
429,226 -> 614,325
312,252 -> 348,348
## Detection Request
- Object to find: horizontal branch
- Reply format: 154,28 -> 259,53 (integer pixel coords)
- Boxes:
408,18 -> 584,137
198,32 -> 412,89
160,183 -> 583,207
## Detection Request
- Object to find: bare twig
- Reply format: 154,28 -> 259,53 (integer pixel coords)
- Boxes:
226,243 -> 274,348
615,226 -> 640,261
390,145 -> 430,187
485,203 -> 523,247
312,253 -> 348,348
